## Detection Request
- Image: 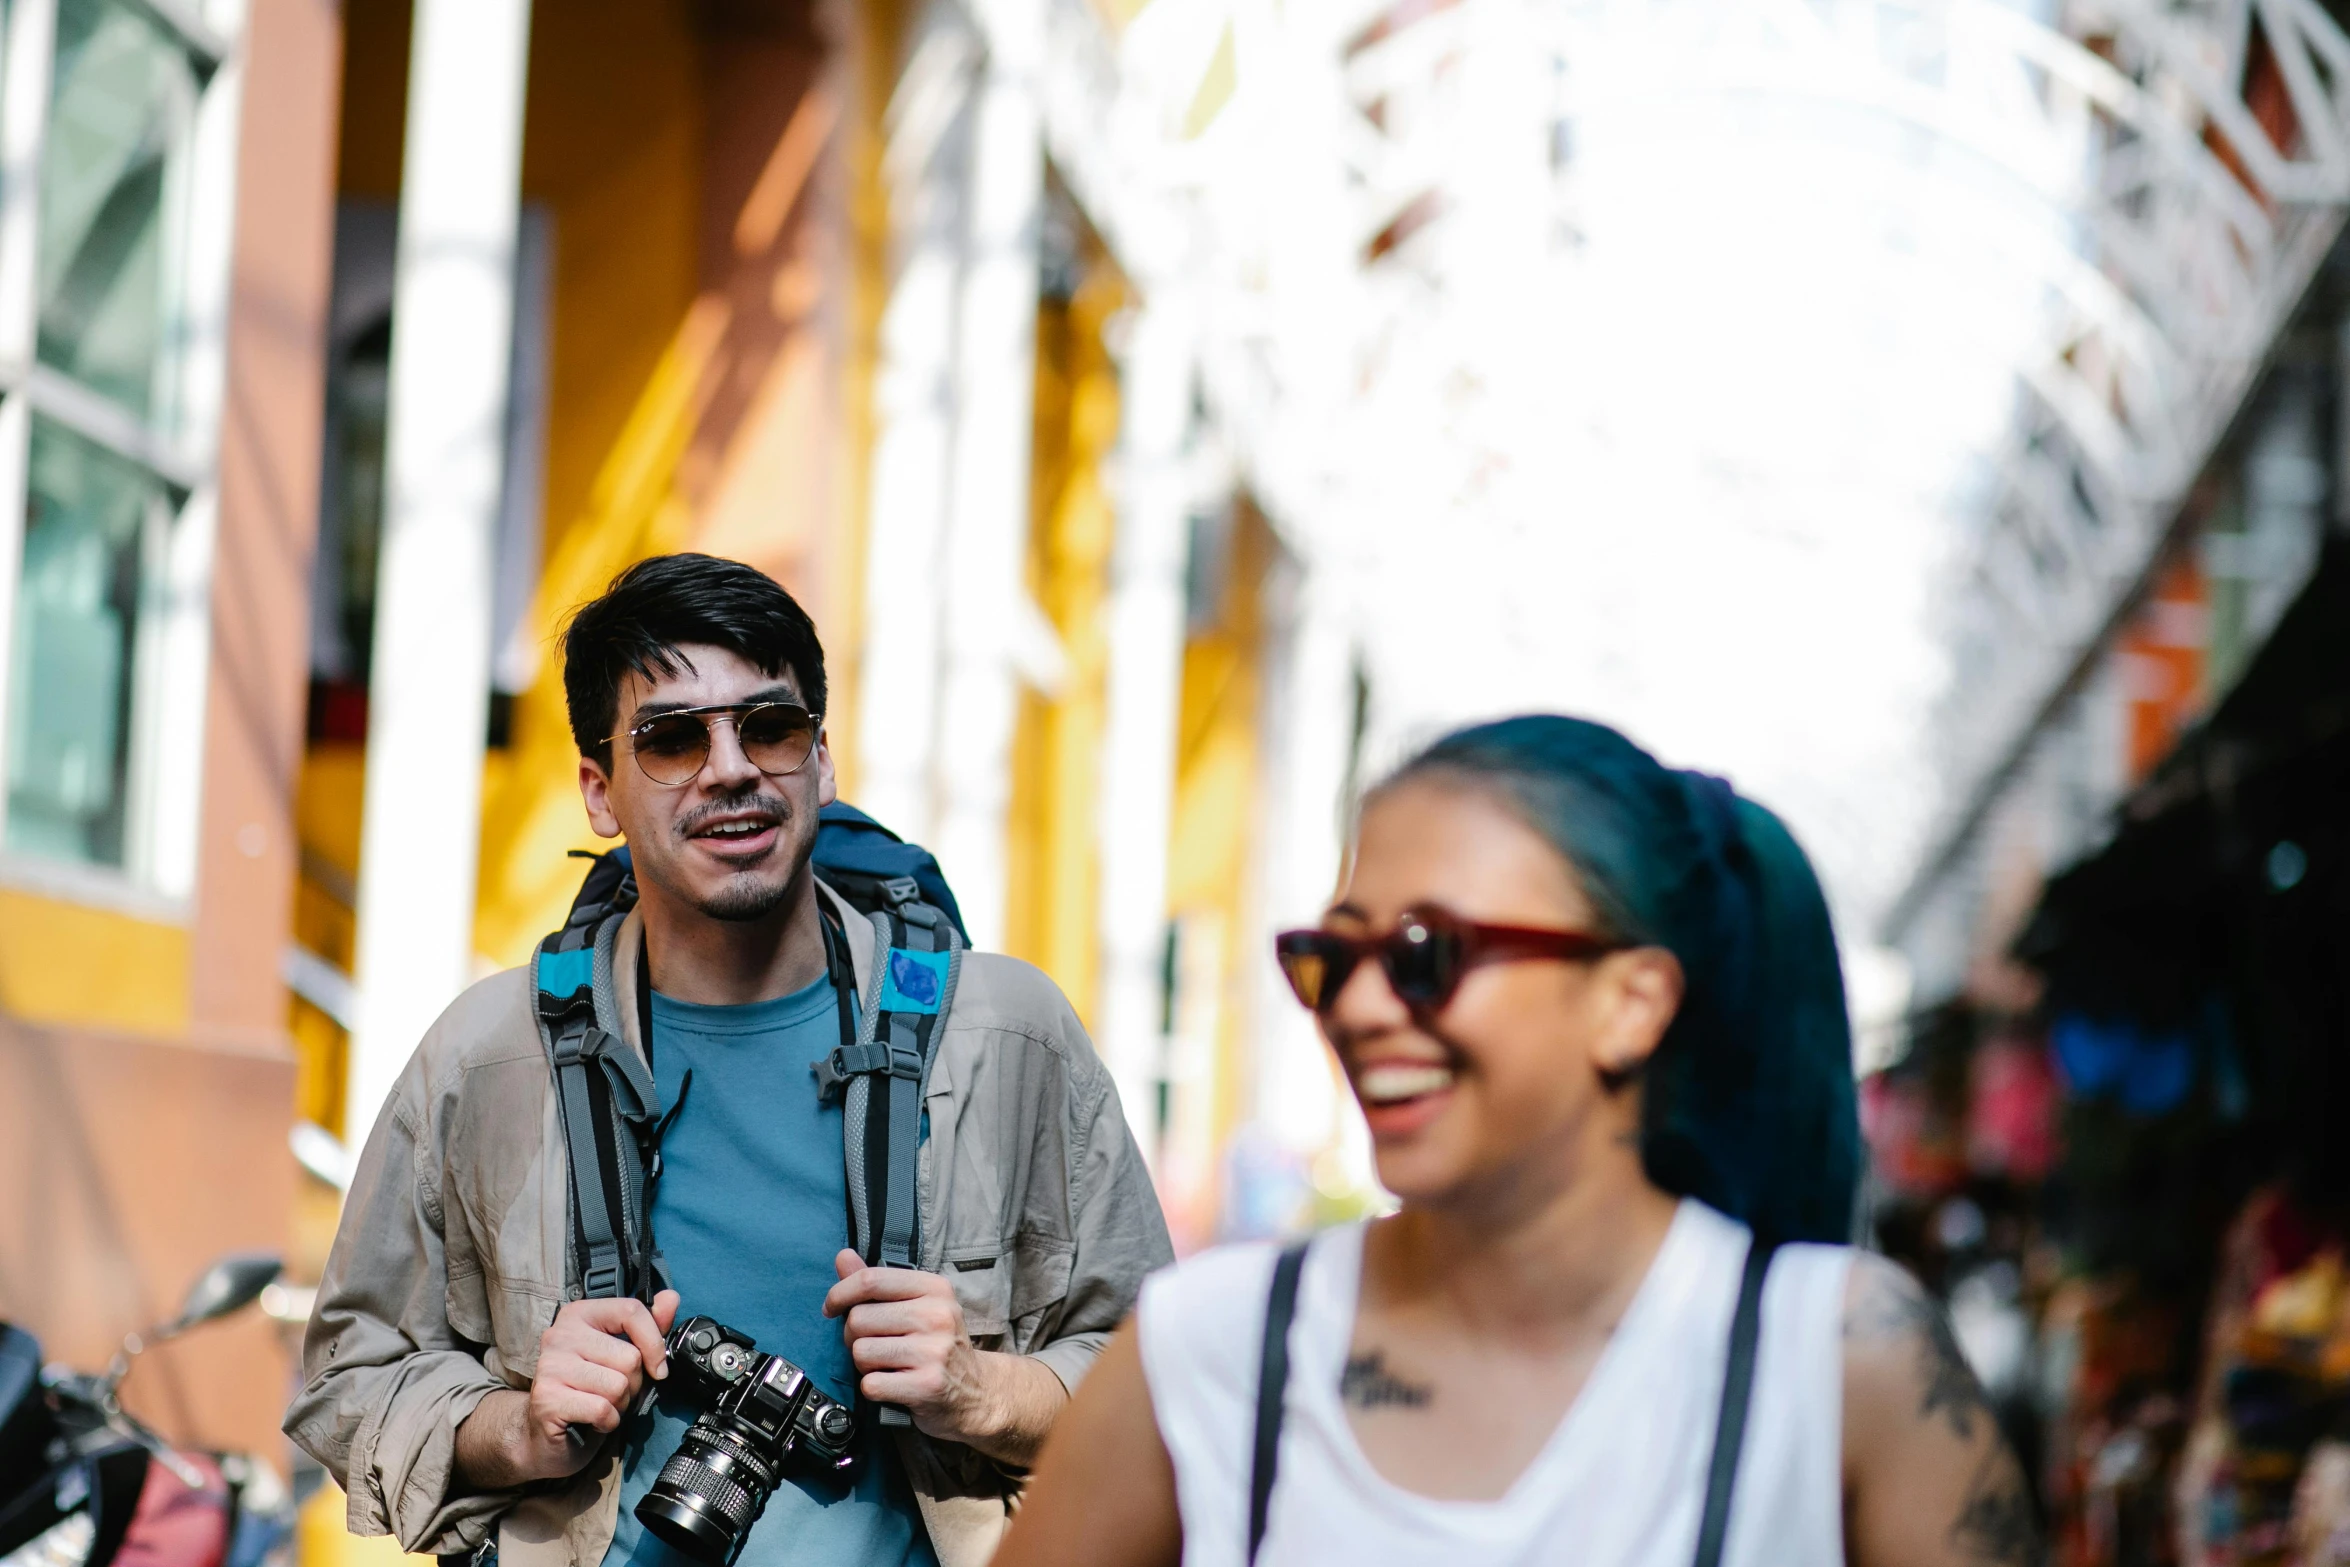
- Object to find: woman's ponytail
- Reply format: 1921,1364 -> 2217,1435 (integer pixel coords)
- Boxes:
1389,716 -> 1861,1244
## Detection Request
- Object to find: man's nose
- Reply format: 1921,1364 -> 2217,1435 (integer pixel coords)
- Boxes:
699,715 -> 763,787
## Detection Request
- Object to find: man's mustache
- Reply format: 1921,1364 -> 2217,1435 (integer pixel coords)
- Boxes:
673,792 -> 794,838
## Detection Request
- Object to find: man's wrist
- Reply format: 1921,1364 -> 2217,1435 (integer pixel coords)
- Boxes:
935,1349 -> 1064,1467
454,1389 -> 536,1490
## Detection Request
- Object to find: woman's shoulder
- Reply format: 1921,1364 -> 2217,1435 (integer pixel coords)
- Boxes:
1139,1227 -> 1362,1373
1142,1230 -> 1322,1324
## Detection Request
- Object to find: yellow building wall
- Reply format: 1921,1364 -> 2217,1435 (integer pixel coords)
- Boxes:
472,0 -> 708,967
0,888 -> 189,1034
1002,237 -> 1128,1026
1159,500 -> 1275,1250
471,2 -> 884,967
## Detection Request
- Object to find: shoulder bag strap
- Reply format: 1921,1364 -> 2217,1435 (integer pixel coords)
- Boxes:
1691,1236 -> 1778,1567
1247,1242 -> 1311,1567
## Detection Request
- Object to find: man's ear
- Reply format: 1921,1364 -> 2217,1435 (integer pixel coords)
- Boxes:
1588,946 -> 1685,1083
579,754 -> 624,839
813,733 -> 838,810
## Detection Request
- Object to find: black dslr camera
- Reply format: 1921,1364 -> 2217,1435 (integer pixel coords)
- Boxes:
633,1316 -> 857,1565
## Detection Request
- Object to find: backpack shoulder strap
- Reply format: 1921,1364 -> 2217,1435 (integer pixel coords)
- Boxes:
809,888 -> 962,1431
1247,1241 -> 1311,1567
813,894 -> 963,1271
533,910 -> 660,1303
1691,1235 -> 1778,1567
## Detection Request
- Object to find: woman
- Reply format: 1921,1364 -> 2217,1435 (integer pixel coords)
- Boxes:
996,717 -> 2040,1567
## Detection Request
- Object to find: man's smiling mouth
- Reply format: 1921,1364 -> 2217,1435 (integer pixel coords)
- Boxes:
681,799 -> 787,847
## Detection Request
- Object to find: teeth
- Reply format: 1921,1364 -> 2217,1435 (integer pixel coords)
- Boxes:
702,821 -> 769,838
1356,1064 -> 1454,1105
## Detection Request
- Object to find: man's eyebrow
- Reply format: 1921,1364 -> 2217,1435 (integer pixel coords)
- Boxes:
1325,901 -> 1368,921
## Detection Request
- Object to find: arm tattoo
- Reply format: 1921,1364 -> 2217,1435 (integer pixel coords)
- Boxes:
1340,1352 -> 1433,1411
1844,1269 -> 1991,1441
1949,1446 -> 2041,1565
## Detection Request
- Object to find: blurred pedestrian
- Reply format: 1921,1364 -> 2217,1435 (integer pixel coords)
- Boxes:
995,715 -> 2040,1567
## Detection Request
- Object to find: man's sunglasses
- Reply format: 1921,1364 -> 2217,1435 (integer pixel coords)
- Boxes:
1274,905 -> 1627,1017
618,702 -> 822,786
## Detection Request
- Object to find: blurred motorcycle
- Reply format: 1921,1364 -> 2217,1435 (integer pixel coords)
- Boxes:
0,1255 -> 296,1567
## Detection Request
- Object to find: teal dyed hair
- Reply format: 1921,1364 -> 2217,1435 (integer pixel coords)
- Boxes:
1386,715 -> 1860,1244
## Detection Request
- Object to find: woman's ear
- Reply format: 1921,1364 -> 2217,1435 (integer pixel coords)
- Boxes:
1589,946 -> 1685,1083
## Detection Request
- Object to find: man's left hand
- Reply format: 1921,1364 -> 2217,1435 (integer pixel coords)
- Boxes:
825,1250 -> 1068,1466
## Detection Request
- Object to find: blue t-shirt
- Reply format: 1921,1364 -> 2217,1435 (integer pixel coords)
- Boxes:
604,977 -> 938,1567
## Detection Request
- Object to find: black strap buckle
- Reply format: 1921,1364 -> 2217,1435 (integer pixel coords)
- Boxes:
812,1036 -> 924,1099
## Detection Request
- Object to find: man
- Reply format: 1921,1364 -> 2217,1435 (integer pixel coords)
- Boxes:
287,554 -> 1174,1567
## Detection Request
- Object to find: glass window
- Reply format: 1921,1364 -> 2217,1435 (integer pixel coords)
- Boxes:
36,0 -> 200,421
6,417 -> 165,868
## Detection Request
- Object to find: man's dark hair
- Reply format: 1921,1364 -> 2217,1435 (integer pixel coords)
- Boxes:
562,553 -> 827,769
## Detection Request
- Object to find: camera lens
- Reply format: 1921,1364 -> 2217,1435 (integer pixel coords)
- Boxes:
636,1422 -> 778,1566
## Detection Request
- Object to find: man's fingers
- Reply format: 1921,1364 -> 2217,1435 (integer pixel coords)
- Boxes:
651,1290 -> 681,1334
835,1249 -> 862,1282
557,1296 -> 671,1381
824,1264 -> 947,1318
545,1355 -> 633,1406
857,1369 -> 939,1407
535,1383 -> 623,1433
610,1300 -> 673,1381
850,1332 -> 946,1372
556,1330 -> 646,1377
842,1299 -> 952,1342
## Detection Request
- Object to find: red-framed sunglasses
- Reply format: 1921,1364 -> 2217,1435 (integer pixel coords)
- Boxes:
1274,905 -> 1627,1017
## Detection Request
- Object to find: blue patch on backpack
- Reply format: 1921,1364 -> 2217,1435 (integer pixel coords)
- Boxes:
881,948 -> 949,1014
538,946 -> 593,999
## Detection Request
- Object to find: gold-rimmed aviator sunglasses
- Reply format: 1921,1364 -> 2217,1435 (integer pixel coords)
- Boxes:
617,702 -> 821,786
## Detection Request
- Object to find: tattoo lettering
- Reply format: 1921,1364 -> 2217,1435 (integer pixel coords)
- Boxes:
1949,1446 -> 2041,1565
1340,1352 -> 1433,1411
1843,1267 -> 1991,1442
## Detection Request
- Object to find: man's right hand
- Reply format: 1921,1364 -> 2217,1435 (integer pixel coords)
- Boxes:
455,1290 -> 680,1488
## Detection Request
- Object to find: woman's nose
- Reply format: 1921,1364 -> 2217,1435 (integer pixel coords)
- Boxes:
1328,950 -> 1411,1033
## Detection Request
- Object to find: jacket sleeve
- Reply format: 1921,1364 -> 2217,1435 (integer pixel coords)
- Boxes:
1027,1065 -> 1175,1395
282,1050 -> 519,1554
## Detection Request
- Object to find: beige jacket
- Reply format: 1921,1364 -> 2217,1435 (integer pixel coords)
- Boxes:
285,884 -> 1172,1567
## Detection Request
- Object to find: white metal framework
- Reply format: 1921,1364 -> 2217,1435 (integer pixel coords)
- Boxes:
1890,0 -> 2350,942
1050,0 -> 2350,932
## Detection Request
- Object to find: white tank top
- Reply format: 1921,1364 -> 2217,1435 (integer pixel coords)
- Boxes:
1138,1199 -> 1851,1567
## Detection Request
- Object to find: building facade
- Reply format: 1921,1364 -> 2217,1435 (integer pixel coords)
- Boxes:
2,0 -> 1373,1524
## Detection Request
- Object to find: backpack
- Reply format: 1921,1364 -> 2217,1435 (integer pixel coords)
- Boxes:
528,802 -> 967,1429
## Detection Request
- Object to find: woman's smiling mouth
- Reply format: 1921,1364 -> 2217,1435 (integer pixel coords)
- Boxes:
1351,1059 -> 1459,1138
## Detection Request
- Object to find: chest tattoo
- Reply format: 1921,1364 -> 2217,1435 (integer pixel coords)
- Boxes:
1340,1351 -> 1434,1410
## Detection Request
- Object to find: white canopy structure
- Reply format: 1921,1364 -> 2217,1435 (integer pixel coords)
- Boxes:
845,0 -> 2350,1217
1036,0 -> 2350,999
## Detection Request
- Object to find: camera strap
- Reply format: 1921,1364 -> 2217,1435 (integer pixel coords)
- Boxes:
1241,1232 -> 1778,1567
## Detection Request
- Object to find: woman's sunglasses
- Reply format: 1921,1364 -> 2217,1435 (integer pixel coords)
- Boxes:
1274,906 -> 1627,1017
619,702 -> 821,786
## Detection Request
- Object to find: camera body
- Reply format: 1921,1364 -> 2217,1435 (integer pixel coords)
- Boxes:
633,1316 -> 857,1566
